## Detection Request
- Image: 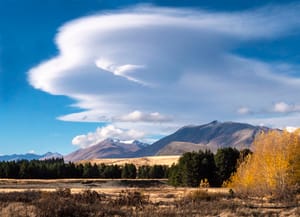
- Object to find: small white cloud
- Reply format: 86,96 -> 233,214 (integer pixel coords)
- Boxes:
273,102 -> 300,113
71,125 -> 145,148
285,126 -> 298,132
273,102 -> 290,113
239,113 -> 300,130
115,110 -> 172,122
28,150 -> 35,154
237,107 -> 251,115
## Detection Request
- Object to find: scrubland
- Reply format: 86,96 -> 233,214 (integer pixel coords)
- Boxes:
0,179 -> 299,217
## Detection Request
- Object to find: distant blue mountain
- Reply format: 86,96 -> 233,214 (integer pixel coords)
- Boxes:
0,152 -> 63,162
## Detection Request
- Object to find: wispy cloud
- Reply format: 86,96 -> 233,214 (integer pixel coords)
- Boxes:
95,58 -> 146,84
114,110 -> 172,123
28,4 -> 300,145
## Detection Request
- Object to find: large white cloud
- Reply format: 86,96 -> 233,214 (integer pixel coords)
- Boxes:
28,4 -> 300,145
72,125 -> 145,148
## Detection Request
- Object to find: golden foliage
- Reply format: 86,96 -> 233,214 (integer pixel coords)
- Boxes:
199,178 -> 210,188
228,130 -> 300,198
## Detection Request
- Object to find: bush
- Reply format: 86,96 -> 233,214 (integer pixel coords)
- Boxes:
199,178 -> 210,188
113,190 -> 149,207
36,191 -> 91,217
186,190 -> 219,202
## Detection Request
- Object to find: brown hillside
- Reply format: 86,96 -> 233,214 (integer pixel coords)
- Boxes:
78,155 -> 180,167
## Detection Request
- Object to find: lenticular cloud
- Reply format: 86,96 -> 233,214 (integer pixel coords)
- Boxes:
28,5 -> 300,138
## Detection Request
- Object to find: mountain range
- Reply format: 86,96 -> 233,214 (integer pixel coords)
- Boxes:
0,152 -> 63,162
0,121 -> 272,162
65,121 -> 271,162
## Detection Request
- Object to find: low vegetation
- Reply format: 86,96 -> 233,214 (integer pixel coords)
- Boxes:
1,188 -> 299,217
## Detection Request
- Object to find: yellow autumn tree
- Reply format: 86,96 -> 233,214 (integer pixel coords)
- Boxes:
228,130 -> 300,198
287,128 -> 300,185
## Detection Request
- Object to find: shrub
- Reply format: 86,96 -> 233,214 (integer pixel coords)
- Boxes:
113,190 -> 149,207
199,178 -> 210,188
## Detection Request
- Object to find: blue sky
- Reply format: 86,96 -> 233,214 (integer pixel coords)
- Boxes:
1,0 -> 300,155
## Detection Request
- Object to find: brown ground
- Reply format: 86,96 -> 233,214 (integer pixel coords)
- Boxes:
78,155 -> 180,166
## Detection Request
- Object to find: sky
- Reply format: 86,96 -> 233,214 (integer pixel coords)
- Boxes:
1,0 -> 300,155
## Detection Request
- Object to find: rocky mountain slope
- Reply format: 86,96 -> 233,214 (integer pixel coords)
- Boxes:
64,121 -> 272,161
133,120 -> 270,157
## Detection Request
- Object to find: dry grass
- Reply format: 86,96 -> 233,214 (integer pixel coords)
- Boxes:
78,155 -> 180,166
0,202 -> 36,217
0,179 -> 299,216
0,188 -> 298,217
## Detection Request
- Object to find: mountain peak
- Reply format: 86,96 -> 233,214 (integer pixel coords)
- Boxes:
64,138 -> 149,162
102,138 -> 148,147
209,120 -> 219,125
134,121 -> 271,157
104,138 -> 120,143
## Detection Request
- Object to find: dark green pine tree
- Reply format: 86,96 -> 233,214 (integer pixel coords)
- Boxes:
137,165 -> 151,179
214,147 -> 240,186
121,163 -> 137,179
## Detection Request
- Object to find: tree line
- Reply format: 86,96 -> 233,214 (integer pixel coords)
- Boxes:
0,147 -> 250,187
0,158 -> 169,179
